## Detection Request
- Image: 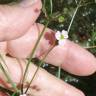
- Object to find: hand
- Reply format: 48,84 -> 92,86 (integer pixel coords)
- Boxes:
0,0 -> 42,41
0,0 -> 96,96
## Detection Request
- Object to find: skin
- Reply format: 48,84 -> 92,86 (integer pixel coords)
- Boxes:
0,0 -> 96,95
0,57 -> 84,96
0,0 -> 42,41
7,23 -> 96,76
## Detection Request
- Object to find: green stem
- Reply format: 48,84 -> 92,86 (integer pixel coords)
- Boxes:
57,0 -> 82,79
0,54 -> 11,77
84,45 -> 96,49
0,86 -> 13,95
57,67 -> 61,79
25,45 -> 55,94
75,0 -> 78,4
21,21 -> 49,93
0,62 -> 19,92
67,6 -> 79,33
50,0 -> 53,15
67,0 -> 83,33
42,0 -> 48,19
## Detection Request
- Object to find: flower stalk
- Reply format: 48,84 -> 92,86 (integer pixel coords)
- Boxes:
0,62 -> 19,92
25,44 -> 55,94
21,21 -> 50,94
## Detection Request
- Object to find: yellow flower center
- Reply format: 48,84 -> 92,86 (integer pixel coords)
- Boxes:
60,34 -> 64,40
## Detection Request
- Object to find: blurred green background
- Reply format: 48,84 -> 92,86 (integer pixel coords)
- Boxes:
0,0 -> 96,96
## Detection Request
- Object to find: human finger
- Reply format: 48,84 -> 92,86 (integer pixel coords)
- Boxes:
42,40 -> 96,76
7,23 -> 53,58
0,56 -> 84,96
7,23 -> 96,76
0,0 -> 42,41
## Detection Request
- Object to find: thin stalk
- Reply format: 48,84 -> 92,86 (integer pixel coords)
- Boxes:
57,67 -> 61,78
0,86 -> 13,95
0,54 -> 11,75
57,0 -> 82,79
67,6 -> 79,33
21,21 -> 49,93
67,0 -> 82,33
42,0 -> 48,19
0,62 -> 19,92
84,45 -> 96,49
57,6 -> 79,79
50,0 -> 53,15
25,45 -> 55,94
75,0 -> 78,5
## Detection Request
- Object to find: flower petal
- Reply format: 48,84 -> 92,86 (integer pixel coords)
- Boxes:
64,34 -> 68,39
58,39 -> 66,46
62,30 -> 68,39
62,30 -> 68,36
55,31 -> 61,40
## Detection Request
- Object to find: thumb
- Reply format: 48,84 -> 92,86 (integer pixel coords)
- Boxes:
0,0 -> 42,41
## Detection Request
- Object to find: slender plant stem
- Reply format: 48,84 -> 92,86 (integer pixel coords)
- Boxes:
57,0 -> 82,79
0,54 -> 11,76
57,4 -> 79,80
42,0 -> 48,19
0,86 -> 13,95
21,21 -> 49,93
57,67 -> 61,78
67,6 -> 79,33
75,0 -> 78,5
0,54 -> 19,93
25,45 -> 55,94
84,45 -> 96,49
67,0 -> 83,33
50,0 -> 53,15
0,62 -> 19,92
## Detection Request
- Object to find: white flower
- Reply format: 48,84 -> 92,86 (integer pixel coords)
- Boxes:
20,94 -> 27,96
55,30 -> 68,46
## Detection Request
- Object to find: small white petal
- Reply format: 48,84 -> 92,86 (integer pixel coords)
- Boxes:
58,39 -> 66,46
55,31 -> 61,40
61,30 -> 68,39
62,30 -> 68,35
64,34 -> 68,39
